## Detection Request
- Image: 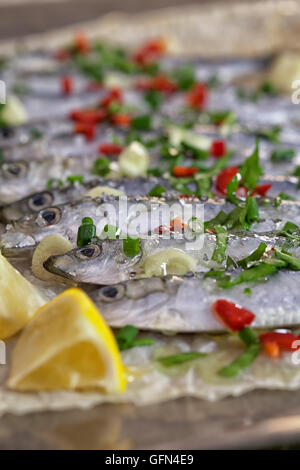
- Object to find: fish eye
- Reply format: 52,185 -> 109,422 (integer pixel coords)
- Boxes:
76,244 -> 101,260
2,161 -> 28,179
28,192 -> 54,212
38,207 -> 61,226
98,285 -> 125,302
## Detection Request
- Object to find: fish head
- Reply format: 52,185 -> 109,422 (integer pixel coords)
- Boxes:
0,190 -> 55,222
0,160 -> 31,203
44,240 -> 143,285
0,205 -> 66,255
90,277 -> 173,329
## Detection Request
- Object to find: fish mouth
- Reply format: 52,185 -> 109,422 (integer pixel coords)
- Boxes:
43,255 -> 76,282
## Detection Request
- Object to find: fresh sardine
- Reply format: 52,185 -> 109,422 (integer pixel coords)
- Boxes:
88,270 -> 300,332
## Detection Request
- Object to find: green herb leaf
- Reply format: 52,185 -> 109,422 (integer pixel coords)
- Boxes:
237,242 -> 267,268
245,196 -> 259,225
240,139 -> 262,190
157,351 -> 207,367
218,342 -> 261,377
116,325 -> 154,351
226,174 -> 240,204
271,148 -> 295,162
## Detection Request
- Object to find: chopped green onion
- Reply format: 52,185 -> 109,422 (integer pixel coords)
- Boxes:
131,114 -> 152,131
30,128 -> 43,139
280,221 -> 299,234
175,65 -> 196,90
218,262 -> 278,289
157,351 -> 207,367
188,216 -> 204,233
92,157 -> 110,177
244,287 -> 252,296
101,224 -> 122,239
66,174 -> 84,185
147,167 -> 163,177
47,178 -> 64,189
271,148 -> 295,162
218,342 -> 261,377
144,90 -> 163,110
212,225 -> 228,264
239,327 -> 260,346
274,249 -> 300,271
77,217 -> 96,247
123,237 -> 140,257
256,125 -> 281,143
277,192 -> 295,201
116,325 -> 155,351
148,184 -> 166,197
204,210 -> 228,231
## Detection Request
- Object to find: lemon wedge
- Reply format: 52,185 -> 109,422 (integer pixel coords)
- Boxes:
7,288 -> 127,393
143,248 -> 196,277
0,252 -> 45,340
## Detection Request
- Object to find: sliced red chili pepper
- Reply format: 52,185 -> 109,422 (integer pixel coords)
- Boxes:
216,166 -> 239,194
211,140 -> 226,158
173,166 -> 198,178
152,75 -> 177,93
259,332 -> 300,351
211,299 -> 255,332
263,342 -> 280,359
170,217 -> 187,232
110,113 -> 131,127
133,38 -> 166,65
61,76 -> 73,95
251,184 -> 272,197
100,88 -> 123,109
98,143 -> 124,155
70,109 -> 106,123
74,31 -> 90,54
186,83 -> 208,110
74,122 -> 95,141
135,75 -> 177,93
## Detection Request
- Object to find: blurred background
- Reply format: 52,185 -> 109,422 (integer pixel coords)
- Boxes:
0,0 -> 246,40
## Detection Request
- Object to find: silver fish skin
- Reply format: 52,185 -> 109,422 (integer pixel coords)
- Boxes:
0,176 -> 175,221
0,195 -> 205,254
0,155 -> 97,204
88,270 -> 300,332
2,196 -> 300,256
44,232 -> 290,285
